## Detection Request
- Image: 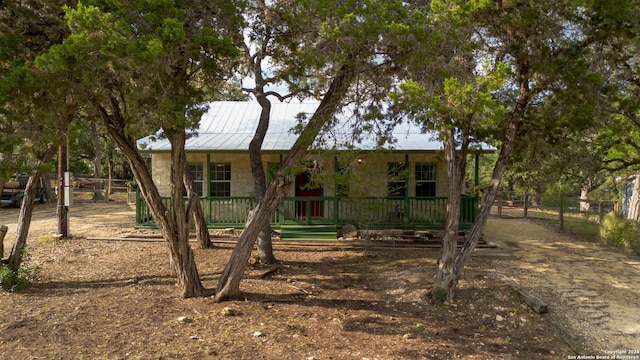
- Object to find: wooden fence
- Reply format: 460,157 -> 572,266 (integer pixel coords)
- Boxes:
494,192 -> 619,231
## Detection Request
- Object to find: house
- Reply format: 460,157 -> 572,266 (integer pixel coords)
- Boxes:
136,101 -> 492,240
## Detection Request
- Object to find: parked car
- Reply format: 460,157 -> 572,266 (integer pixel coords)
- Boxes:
0,174 -> 47,208
1,189 -> 23,208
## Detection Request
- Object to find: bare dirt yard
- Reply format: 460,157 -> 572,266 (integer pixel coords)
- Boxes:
0,196 -> 639,359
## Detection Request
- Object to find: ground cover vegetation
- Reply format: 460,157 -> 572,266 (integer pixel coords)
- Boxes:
0,2 -> 640,356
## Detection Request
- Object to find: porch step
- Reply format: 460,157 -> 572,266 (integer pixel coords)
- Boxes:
279,225 -> 337,241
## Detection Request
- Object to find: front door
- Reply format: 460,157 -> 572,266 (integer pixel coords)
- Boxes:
296,171 -> 322,218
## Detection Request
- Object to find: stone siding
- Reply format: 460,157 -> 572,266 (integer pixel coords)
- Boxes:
150,152 -> 447,198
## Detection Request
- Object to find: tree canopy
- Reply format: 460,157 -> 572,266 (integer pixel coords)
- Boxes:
3,0 -> 640,301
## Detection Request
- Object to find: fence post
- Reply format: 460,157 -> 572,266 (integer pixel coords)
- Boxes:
599,200 -> 604,223
0,225 -> 7,261
524,193 -> 529,218
559,194 -> 564,231
498,193 -> 503,218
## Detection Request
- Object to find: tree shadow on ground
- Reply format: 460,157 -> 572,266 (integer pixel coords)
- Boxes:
22,274 -> 176,297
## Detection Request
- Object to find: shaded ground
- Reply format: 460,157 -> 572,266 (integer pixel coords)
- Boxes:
0,197 -> 637,359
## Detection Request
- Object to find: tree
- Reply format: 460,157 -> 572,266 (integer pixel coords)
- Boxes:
588,1 -> 640,219
391,0 -> 506,301
394,0 -> 609,300
446,0 -> 614,300
214,0 -> 424,301
36,1 -> 241,297
0,0 -> 75,270
237,0 -> 298,264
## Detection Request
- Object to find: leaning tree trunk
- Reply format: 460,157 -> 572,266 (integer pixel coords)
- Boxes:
447,61 -> 532,300
6,173 -> 42,271
213,62 -> 356,302
97,101 -> 205,298
5,145 -> 57,271
627,174 -> 640,223
250,91 -> 275,264
183,156 -> 212,249
433,126 -> 468,301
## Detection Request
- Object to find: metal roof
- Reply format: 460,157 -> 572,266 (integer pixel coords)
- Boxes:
137,101 -> 494,152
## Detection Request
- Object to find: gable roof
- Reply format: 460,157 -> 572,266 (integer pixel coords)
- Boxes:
137,101 -> 494,153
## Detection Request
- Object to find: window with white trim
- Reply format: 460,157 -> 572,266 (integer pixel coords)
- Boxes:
415,163 -> 436,197
209,163 -> 231,197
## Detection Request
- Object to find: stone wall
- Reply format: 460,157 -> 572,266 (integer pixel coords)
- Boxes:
150,152 -> 447,198
151,152 -> 292,197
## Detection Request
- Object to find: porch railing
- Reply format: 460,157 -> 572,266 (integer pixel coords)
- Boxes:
136,191 -> 478,231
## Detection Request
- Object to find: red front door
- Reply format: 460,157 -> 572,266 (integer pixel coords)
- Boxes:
296,171 -> 322,217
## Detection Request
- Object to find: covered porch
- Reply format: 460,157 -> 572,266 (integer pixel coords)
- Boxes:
135,193 -> 479,240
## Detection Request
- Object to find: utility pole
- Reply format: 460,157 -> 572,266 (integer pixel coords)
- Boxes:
57,140 -> 68,238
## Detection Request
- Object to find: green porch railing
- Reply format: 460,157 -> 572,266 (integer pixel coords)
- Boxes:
136,190 -> 478,231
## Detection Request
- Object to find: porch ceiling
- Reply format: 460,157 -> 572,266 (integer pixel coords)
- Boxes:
137,101 -> 495,153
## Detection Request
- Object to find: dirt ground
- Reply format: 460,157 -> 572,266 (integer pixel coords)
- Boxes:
0,196 -> 638,359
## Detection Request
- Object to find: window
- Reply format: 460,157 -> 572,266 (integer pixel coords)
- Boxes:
415,163 -> 436,197
188,163 -> 204,196
210,163 -> 231,197
387,162 -> 406,197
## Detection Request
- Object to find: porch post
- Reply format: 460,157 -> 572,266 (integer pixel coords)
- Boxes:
474,152 -> 480,189
404,154 -> 409,225
206,154 -> 211,224
135,186 -> 141,225
277,153 -> 284,226
334,156 -> 339,228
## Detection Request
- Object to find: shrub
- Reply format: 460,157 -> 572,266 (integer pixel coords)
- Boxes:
600,213 -> 640,255
0,249 -> 39,292
431,286 -> 448,305
1,265 -> 28,292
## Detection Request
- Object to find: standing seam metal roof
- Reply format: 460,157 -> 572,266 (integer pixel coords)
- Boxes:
137,101 -> 491,152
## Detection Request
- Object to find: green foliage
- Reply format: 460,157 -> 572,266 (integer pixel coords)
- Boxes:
0,261 -> 39,293
410,323 -> 431,337
431,286 -> 448,305
600,213 -> 640,255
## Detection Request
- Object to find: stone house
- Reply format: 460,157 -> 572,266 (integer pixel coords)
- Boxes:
136,101 -> 488,239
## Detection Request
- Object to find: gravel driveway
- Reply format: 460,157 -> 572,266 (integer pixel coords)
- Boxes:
484,215 -> 640,353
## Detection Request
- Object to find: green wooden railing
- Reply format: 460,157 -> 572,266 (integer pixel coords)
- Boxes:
136,190 -> 478,231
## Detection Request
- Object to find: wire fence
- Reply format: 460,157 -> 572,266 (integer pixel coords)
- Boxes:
492,192 -> 620,238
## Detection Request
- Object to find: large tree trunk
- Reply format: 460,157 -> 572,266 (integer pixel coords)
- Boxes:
6,173 -> 42,271
628,174 -> 640,222
251,92 -> 275,264
444,61 -> 532,300
433,126 -> 468,301
183,157 -> 212,249
165,130 -> 206,296
5,145 -> 57,271
213,62 -> 356,302
97,100 -> 205,298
